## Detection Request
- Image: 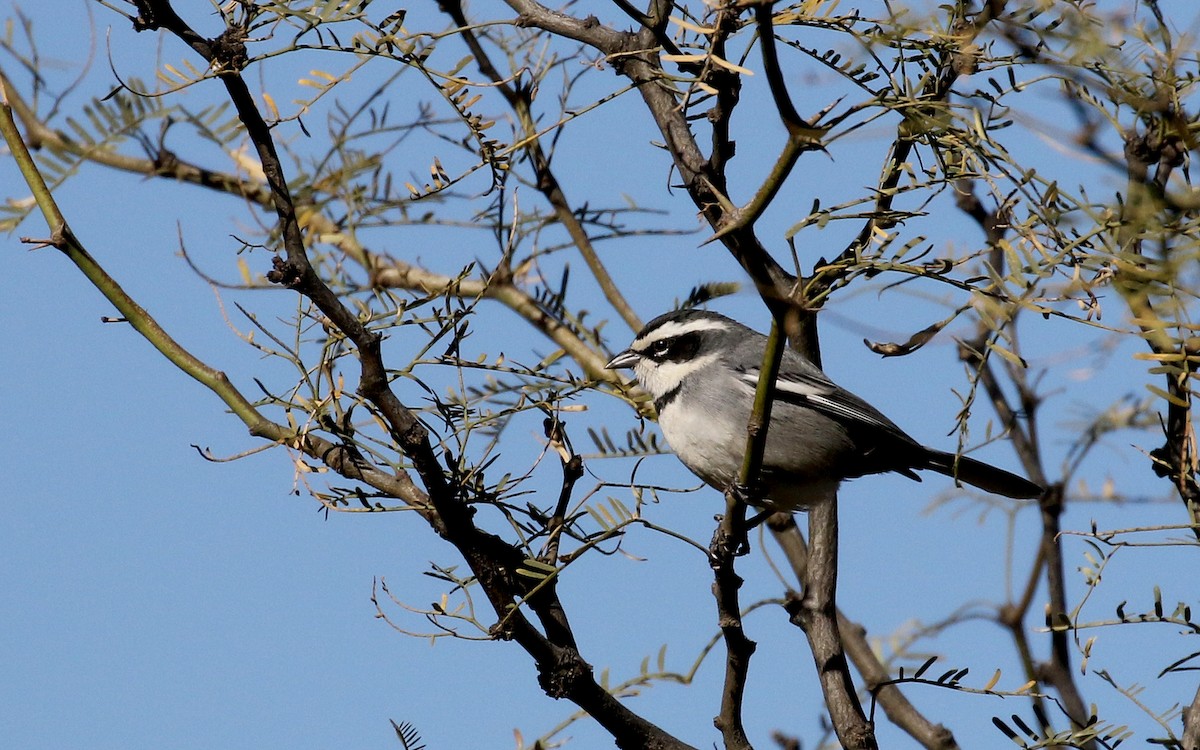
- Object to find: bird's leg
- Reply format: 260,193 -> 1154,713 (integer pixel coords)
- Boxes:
710,483 -> 756,560
709,519 -> 747,561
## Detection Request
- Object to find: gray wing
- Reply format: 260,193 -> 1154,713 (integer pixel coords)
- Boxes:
738,359 -> 917,445
740,356 -> 1041,495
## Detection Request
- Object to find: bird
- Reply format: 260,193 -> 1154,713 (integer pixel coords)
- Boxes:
605,308 -> 1042,510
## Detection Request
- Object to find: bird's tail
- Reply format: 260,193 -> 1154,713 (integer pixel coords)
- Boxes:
920,449 -> 1042,499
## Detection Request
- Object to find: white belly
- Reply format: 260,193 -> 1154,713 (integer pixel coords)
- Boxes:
658,403 -> 840,510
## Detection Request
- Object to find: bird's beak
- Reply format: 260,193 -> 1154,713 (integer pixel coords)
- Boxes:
605,349 -> 640,370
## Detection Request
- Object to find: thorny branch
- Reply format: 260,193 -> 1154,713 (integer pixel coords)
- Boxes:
710,495 -> 755,750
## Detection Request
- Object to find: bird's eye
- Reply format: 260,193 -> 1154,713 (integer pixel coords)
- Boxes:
648,332 -> 700,362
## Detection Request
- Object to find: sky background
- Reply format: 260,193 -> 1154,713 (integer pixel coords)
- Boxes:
4,1 -> 1199,749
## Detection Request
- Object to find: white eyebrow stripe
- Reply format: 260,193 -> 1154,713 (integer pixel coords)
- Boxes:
633,318 -> 729,350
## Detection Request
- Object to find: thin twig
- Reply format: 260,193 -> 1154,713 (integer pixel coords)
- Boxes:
808,0 -> 1010,299
706,3 -> 824,244
542,416 -> 584,564
436,0 -> 644,333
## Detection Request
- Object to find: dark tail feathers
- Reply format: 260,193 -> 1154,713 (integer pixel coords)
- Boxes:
921,449 -> 1043,499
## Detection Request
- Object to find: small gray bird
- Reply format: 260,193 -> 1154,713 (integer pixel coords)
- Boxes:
605,309 -> 1042,510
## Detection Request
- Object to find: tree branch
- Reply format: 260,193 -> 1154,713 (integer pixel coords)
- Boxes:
709,318 -> 790,750
505,0 -> 799,313
437,0 -> 644,333
767,515 -> 958,750
0,68 -> 274,206
784,499 -> 877,749
1183,682 -> 1200,750
1034,484 -> 1095,744
132,5 -> 696,748
809,0 -> 1009,300
704,3 -> 825,244
710,496 -> 755,750
370,257 -> 633,393
1117,129 -> 1200,534
0,80 -> 439,526
954,174 -> 1088,744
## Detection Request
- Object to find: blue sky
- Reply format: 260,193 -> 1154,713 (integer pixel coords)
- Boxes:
4,2 -> 1199,749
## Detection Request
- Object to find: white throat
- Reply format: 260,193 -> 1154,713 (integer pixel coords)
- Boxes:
634,352 -> 720,402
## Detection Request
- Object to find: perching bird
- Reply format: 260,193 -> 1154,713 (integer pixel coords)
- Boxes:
605,309 -> 1042,510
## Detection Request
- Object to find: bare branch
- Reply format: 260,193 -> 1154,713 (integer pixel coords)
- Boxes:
785,499 -> 878,750
768,516 -> 959,750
